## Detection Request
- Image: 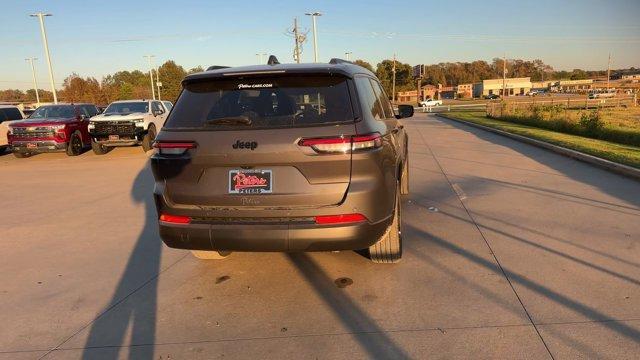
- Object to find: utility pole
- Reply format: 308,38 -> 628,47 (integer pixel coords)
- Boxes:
345,52 -> 352,61
287,18 -> 307,63
502,53 -> 507,98
29,12 -> 57,104
392,53 -> 397,103
607,53 -> 611,91
143,55 -> 156,100
293,18 -> 301,63
25,57 -> 40,106
305,12 -> 322,63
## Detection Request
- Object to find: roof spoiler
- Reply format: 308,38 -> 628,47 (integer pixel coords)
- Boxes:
267,55 -> 280,65
206,65 -> 230,71
329,58 -> 353,65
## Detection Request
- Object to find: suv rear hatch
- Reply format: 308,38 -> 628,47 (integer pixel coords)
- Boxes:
152,74 -> 362,209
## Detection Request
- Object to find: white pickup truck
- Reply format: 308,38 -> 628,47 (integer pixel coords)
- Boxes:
419,99 -> 443,107
88,99 -> 170,154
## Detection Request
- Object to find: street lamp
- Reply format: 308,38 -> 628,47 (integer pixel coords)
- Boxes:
25,58 -> 40,106
143,55 -> 156,100
345,52 -> 352,61
305,12 -> 322,63
255,53 -> 267,63
29,12 -> 57,104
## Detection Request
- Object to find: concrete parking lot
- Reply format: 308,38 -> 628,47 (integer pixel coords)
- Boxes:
0,113 -> 638,359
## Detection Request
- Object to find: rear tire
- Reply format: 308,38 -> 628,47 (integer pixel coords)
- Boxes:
91,139 -> 110,155
13,151 -> 30,158
141,125 -> 156,152
368,183 -> 402,263
66,132 -> 83,156
191,250 -> 231,260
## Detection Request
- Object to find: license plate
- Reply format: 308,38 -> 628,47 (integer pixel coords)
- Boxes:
27,143 -> 37,149
109,135 -> 120,141
229,169 -> 272,194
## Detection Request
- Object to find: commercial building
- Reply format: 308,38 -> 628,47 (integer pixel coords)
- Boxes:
476,77 -> 532,97
531,81 -> 555,90
457,84 -> 473,98
397,85 -> 437,102
555,79 -> 593,93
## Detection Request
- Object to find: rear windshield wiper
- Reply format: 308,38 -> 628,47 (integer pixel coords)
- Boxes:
205,116 -> 252,126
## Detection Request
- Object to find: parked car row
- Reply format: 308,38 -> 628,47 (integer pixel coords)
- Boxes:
1,100 -> 172,158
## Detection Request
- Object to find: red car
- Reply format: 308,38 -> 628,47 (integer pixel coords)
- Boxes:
8,103 -> 99,158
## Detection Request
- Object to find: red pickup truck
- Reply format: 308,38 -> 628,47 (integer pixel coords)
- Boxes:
8,103 -> 99,158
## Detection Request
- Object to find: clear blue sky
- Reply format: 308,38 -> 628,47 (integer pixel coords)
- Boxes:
2,0 -> 639,90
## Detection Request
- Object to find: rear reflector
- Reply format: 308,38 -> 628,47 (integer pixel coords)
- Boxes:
153,141 -> 197,155
159,213 -> 191,224
314,213 -> 367,225
298,133 -> 381,154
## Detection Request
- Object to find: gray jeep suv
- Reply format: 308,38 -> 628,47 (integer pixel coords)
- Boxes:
151,57 -> 413,263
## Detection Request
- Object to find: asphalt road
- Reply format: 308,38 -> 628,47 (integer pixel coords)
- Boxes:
1,113 -> 638,359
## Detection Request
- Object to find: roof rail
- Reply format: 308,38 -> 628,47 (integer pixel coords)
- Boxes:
267,55 -> 280,65
329,58 -> 353,65
206,65 -> 230,71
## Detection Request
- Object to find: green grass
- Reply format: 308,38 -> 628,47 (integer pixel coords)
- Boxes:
443,112 -> 640,169
488,105 -> 640,146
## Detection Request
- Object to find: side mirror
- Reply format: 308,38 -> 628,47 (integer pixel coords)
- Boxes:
153,109 -> 164,117
396,104 -> 414,119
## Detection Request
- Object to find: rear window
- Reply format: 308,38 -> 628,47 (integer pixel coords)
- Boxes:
104,102 -> 149,115
0,107 -> 23,121
165,75 -> 354,130
29,105 -> 75,119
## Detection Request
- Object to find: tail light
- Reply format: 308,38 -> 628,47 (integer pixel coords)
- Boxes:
314,213 -> 367,225
153,141 -> 197,155
298,133 -> 382,154
159,213 -> 191,224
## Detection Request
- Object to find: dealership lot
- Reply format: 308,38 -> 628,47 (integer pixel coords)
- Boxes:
0,113 -> 638,359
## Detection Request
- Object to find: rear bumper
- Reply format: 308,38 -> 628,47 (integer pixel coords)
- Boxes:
10,140 -> 67,153
158,216 -> 392,252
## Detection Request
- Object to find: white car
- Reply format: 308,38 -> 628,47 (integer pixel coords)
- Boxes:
419,99 -> 443,107
0,105 -> 25,151
87,99 -> 168,154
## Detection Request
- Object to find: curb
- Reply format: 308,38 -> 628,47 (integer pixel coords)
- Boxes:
436,114 -> 640,181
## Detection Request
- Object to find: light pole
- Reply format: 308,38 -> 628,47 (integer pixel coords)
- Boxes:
25,57 -> 40,106
255,53 -> 267,63
29,12 -> 57,104
305,12 -> 322,63
344,52 -> 352,61
143,55 -> 156,100
154,60 -> 161,101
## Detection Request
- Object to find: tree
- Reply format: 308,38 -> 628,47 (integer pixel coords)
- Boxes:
59,73 -> 104,104
0,89 -> 25,101
570,69 -> 588,80
157,60 -> 187,102
376,59 -> 413,96
188,66 -> 204,74
353,59 -> 374,72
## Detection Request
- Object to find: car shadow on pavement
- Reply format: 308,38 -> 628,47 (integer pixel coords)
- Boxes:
286,253 -> 411,360
404,222 -> 640,343
438,117 -> 640,211
79,165 -> 161,360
